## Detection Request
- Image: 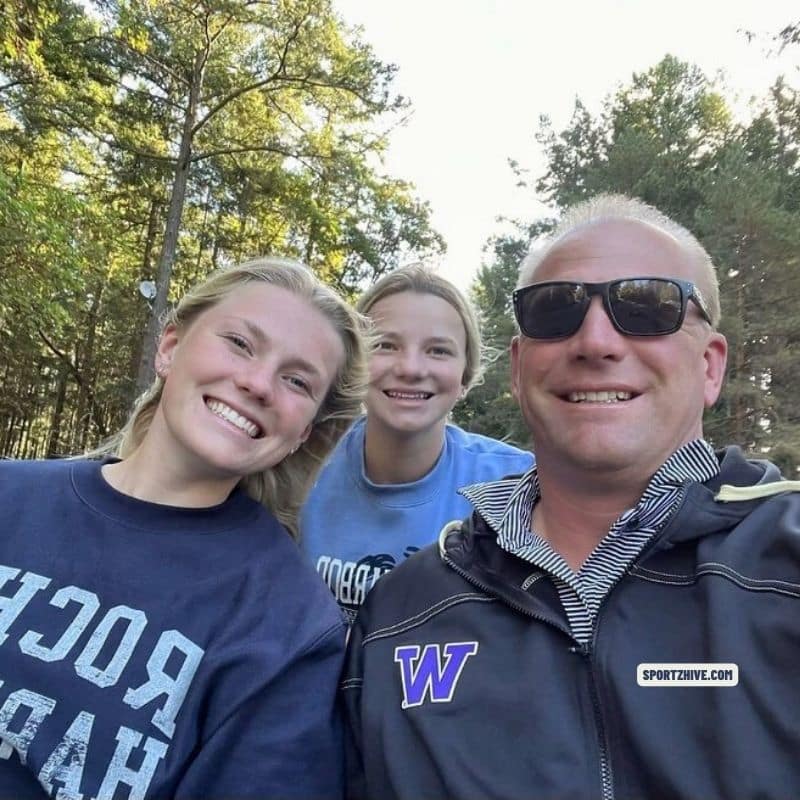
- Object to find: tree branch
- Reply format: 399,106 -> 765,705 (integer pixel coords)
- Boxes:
38,329 -> 79,380
191,10 -> 310,135
35,329 -> 108,438
191,144 -> 327,176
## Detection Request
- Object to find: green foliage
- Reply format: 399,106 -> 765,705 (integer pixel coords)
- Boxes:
0,0 -> 442,456
453,219 -> 554,446
453,230 -> 534,448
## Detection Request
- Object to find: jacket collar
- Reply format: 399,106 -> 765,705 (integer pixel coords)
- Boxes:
655,446 -> 790,546
444,446 -> 797,573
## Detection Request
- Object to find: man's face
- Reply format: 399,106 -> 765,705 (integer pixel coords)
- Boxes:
511,220 -> 727,484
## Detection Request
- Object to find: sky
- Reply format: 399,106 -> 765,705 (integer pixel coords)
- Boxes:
334,0 -> 799,290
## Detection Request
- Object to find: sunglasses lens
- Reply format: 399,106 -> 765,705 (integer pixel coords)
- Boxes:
609,279 -> 683,334
517,283 -> 588,338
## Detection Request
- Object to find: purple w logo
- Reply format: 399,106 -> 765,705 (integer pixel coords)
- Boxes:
394,642 -> 479,709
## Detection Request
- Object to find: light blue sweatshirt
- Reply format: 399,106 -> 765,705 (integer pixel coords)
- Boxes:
300,417 -> 534,622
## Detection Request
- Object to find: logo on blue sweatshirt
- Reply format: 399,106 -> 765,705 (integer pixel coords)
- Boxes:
394,642 -> 478,708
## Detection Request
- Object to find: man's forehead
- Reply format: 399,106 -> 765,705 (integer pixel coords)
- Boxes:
532,218 -> 693,281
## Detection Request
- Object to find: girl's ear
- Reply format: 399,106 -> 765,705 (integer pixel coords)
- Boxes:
155,324 -> 179,378
298,422 -> 313,447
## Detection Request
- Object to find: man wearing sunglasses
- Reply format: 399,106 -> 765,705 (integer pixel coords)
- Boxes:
343,194 -> 800,800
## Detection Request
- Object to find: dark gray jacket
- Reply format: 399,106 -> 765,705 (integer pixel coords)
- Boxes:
343,447 -> 800,800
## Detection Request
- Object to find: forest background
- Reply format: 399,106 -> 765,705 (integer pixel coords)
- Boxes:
2,2 -> 799,474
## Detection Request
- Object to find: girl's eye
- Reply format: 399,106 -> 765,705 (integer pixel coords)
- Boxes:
430,346 -> 454,357
286,375 -> 312,394
224,333 -> 251,353
375,341 -> 397,351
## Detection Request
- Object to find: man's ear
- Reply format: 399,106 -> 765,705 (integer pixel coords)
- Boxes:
510,336 -> 522,402
155,323 -> 180,378
703,331 -> 728,409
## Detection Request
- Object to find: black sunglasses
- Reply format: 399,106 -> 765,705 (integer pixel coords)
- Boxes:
512,277 -> 713,340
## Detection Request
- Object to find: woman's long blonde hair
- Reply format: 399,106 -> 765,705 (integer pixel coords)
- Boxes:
96,257 -> 369,538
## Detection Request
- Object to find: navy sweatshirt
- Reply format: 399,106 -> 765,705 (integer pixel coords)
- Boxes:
0,458 -> 345,799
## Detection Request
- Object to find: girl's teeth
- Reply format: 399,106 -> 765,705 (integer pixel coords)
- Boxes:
206,400 -> 260,437
387,391 -> 430,399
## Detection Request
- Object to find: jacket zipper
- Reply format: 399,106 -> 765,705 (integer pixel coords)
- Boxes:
442,553 -> 611,798
577,642 -> 615,800
581,482 -> 692,800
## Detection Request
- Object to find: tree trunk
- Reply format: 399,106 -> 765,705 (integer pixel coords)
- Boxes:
47,364 -> 69,457
2,411 -> 17,456
73,286 -> 102,452
127,198 -> 162,407
733,281 -> 746,444
134,52 -> 205,397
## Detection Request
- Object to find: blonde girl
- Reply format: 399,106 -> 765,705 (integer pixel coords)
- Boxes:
0,258 -> 368,799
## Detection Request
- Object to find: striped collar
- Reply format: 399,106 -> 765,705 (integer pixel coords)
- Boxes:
460,439 -> 720,544
461,440 -> 720,645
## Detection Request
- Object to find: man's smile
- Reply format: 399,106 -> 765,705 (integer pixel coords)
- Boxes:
565,390 -> 634,403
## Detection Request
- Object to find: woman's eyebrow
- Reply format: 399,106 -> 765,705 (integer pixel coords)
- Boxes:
237,318 -> 323,379
425,335 -> 458,344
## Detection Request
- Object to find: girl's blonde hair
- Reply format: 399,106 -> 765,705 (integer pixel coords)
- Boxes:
97,257 -> 369,538
357,264 -> 484,391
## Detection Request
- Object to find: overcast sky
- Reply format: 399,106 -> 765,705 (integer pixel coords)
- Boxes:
334,0 -> 799,289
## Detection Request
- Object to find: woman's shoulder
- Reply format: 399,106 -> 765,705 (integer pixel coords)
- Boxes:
445,424 -> 533,461
303,417 -> 365,496
226,516 -> 346,649
0,455 -> 76,487
442,425 -> 533,485
241,506 -> 344,606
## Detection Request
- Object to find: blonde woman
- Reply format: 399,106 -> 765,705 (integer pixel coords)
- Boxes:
0,258 -> 368,799
301,265 -> 534,623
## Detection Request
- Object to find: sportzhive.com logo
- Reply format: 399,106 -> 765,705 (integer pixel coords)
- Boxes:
637,663 -> 739,687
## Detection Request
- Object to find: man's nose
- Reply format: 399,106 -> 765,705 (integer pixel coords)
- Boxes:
568,296 -> 627,360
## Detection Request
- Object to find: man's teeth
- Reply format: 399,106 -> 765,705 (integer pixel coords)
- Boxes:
385,390 -> 432,400
568,390 -> 632,403
206,400 -> 261,437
